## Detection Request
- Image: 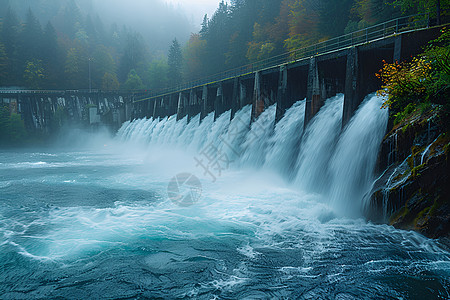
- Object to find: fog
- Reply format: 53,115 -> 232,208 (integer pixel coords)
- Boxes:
91,0 -> 194,52
165,0 -> 221,27
2,0 -> 221,53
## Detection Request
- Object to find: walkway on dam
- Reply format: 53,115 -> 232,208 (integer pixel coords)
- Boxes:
135,13 -> 433,103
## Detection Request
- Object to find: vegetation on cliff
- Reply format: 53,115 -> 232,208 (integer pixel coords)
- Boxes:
370,28 -> 449,239
377,27 -> 450,124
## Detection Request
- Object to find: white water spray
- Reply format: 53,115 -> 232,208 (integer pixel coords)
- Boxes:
295,94 -> 344,193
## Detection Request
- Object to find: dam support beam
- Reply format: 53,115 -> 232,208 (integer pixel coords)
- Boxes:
276,65 -> 288,123
201,85 -> 208,120
252,71 -> 262,122
222,81 -> 233,117
161,97 -> 167,118
304,57 -> 325,129
188,89 -> 195,120
146,97 -> 154,118
214,84 -> 223,120
193,89 -> 202,120
231,78 -> 239,119
152,99 -> 158,119
153,98 -> 161,119
394,35 -> 402,62
343,47 -> 363,128
125,101 -> 132,121
177,92 -> 185,120
188,89 -> 200,120
201,85 -> 215,120
240,81 -> 247,109
169,95 -> 175,117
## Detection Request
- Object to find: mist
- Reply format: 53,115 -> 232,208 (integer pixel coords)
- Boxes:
91,0 -> 194,52
2,0 -> 199,53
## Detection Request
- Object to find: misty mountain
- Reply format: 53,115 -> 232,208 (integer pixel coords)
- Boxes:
1,0 -> 194,53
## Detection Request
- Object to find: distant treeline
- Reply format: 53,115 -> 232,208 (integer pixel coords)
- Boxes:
183,0 -> 449,82
0,0 -> 186,91
0,0 -> 448,91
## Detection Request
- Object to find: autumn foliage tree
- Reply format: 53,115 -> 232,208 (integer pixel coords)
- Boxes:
377,28 -> 450,122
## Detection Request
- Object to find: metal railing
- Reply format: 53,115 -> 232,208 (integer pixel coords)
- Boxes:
0,89 -> 65,94
137,12 -> 431,102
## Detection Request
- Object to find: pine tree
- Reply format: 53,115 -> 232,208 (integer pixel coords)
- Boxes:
19,9 -> 43,64
62,0 -> 82,39
203,1 -> 230,75
92,45 -> 116,88
168,38 -> 183,86
42,21 -> 63,88
118,31 -> 146,83
200,14 -> 209,38
0,43 -> 8,86
1,7 -> 20,85
65,42 -> 88,88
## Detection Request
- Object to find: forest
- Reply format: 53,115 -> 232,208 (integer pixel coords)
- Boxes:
0,0 -> 448,91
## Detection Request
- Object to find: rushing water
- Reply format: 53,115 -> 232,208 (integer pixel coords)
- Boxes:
1,94 -> 449,299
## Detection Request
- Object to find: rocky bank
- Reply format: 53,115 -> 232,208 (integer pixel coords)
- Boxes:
368,104 -> 449,240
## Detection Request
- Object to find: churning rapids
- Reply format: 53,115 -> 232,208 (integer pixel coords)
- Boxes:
1,94 -> 449,299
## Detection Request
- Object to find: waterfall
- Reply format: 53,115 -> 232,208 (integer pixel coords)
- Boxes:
190,112 -> 214,152
328,94 -> 388,216
116,93 -> 388,216
264,100 -> 306,178
150,116 -> 168,145
178,114 -> 200,146
218,105 -> 252,162
295,94 -> 344,193
203,110 -> 232,150
239,104 -> 277,168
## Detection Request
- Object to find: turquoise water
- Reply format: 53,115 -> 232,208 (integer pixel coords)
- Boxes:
0,146 -> 449,299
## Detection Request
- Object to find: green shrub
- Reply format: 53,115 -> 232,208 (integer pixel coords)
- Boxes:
0,105 -> 28,146
377,28 -> 450,122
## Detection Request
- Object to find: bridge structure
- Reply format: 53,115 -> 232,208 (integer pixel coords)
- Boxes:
0,89 -> 146,132
133,13 -> 443,129
0,14 -> 444,134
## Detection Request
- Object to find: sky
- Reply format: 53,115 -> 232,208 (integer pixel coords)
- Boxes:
165,0 -> 223,28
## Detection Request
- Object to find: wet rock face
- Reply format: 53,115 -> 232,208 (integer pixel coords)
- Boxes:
368,105 -> 450,239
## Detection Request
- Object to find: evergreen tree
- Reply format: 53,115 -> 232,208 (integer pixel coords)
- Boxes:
200,14 -> 209,38
183,33 -> 207,81
19,9 -> 43,65
147,57 -> 168,90
93,15 -> 106,44
123,69 -> 144,90
1,7 -> 20,85
23,59 -> 45,89
202,1 -> 231,75
168,38 -> 183,85
389,0 -> 449,16
92,45 -> 116,88
118,31 -> 147,83
61,0 -> 82,39
0,43 -> 8,86
102,72 -> 120,90
42,21 -> 63,88
64,42 -> 88,88
318,0 -> 354,37
225,0 -> 261,68
85,14 -> 97,48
